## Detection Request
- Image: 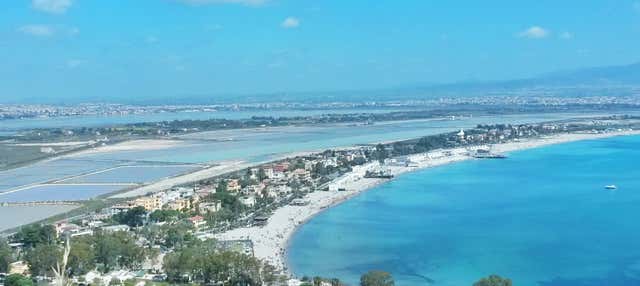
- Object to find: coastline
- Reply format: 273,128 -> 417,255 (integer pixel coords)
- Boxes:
214,129 -> 640,275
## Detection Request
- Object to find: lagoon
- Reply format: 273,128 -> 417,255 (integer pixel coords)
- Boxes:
0,205 -> 77,232
288,135 -> 640,286
0,184 -> 126,203
0,108 -> 412,134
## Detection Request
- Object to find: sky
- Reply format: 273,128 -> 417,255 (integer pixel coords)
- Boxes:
1,0 -> 640,103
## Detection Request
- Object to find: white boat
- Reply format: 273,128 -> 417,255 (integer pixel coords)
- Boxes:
605,185 -> 617,190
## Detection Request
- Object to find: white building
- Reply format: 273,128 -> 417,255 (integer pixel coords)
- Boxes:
239,196 -> 256,207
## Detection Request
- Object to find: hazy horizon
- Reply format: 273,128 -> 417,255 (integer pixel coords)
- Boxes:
2,0 -> 640,104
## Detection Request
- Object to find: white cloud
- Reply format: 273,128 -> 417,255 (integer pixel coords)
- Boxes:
32,0 -> 73,14
518,26 -> 549,39
559,31 -> 573,40
176,0 -> 267,6
18,25 -> 55,37
281,17 -> 300,29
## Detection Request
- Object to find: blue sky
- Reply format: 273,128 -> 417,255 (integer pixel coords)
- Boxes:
1,0 -> 640,103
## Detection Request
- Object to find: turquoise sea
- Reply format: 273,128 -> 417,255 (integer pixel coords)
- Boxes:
288,135 -> 640,286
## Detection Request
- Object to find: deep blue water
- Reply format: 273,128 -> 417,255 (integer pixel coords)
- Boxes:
288,135 -> 640,286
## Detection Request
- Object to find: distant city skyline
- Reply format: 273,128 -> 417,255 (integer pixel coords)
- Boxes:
1,0 -> 640,103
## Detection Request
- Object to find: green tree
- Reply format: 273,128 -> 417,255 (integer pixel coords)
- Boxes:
148,209 -> 180,223
13,224 -> 56,248
360,270 -> 394,286
94,231 -> 121,272
162,222 -> 194,249
67,237 -> 96,276
473,275 -> 513,286
139,225 -> 164,246
208,191 -> 245,215
163,240 -> 278,285
118,237 -> 146,270
292,159 -> 305,170
114,206 -> 147,227
24,243 -> 61,276
93,231 -> 147,272
0,238 -> 13,273
216,181 -> 228,193
4,274 -> 34,286
257,168 -> 267,181
373,144 -> 389,163
205,208 -> 235,226
163,243 -> 201,282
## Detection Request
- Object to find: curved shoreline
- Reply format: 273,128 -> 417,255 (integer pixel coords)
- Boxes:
215,130 -> 640,277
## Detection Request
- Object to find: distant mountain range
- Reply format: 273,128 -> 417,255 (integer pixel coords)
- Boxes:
286,62 -> 640,103
223,61 -> 640,103
441,61 -> 640,90
6,62 -> 640,105
342,61 -> 640,101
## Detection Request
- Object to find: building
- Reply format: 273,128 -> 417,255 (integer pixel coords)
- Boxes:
226,179 -> 242,192
188,215 -> 206,230
133,196 -> 162,211
102,224 -> 130,233
166,198 -> 191,211
106,204 -> 134,216
457,129 -> 466,140
253,216 -> 269,226
8,261 -> 29,275
242,183 -> 266,196
384,157 -> 411,167
291,168 -> 311,181
290,199 -> 308,206
273,163 -> 289,173
239,196 -> 256,207
55,222 -> 82,237
199,201 -> 222,213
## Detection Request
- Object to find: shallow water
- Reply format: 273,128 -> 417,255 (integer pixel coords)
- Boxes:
75,113 -> 596,164
61,165 -> 199,184
288,135 -> 640,286
0,205 -> 77,232
0,108 -> 411,133
0,184 -> 126,203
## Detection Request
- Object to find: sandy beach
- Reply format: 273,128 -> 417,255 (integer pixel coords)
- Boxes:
214,130 -> 640,275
